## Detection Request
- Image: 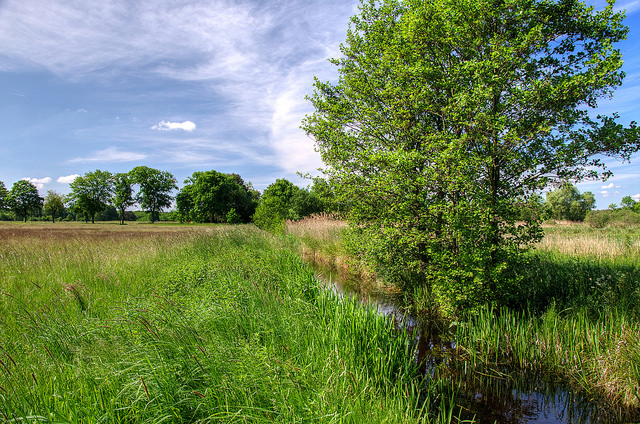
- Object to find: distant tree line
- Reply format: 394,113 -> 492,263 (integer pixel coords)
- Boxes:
516,183 -> 640,227
0,169 -> 338,226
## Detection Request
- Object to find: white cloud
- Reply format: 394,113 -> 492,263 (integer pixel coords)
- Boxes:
632,194 -> 640,202
69,147 -> 147,163
57,174 -> 80,184
22,177 -> 52,189
602,182 -> 615,189
151,120 -> 196,132
601,190 -> 610,197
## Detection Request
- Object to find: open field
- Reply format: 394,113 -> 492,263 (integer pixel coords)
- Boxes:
0,222 -> 449,423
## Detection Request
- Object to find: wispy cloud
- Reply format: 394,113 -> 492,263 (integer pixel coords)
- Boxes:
614,0 -> 640,14
0,0 -> 356,178
57,174 -> 80,184
151,120 -> 196,132
69,147 -> 147,163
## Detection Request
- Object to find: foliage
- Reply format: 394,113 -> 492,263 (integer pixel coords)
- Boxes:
620,195 -> 637,210
130,166 -> 177,224
302,0 -> 638,312
95,205 -> 119,221
43,190 -> 66,223
68,170 -> 114,224
585,209 -> 611,228
7,180 -> 43,222
176,170 -> 257,223
545,184 -> 595,221
0,180 -> 8,210
226,207 -> 241,224
113,172 -> 135,225
253,179 -> 323,232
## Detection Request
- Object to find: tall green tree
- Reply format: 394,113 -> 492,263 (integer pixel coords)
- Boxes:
302,0 -> 639,312
113,173 -> 135,225
69,170 -> 114,224
43,190 -> 66,223
545,185 -> 595,221
176,170 -> 257,223
8,180 -> 43,222
130,166 -> 177,223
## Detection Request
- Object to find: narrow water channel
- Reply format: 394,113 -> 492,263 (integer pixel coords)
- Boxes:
311,261 -> 638,424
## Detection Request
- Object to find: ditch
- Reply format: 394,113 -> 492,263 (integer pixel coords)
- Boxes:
311,260 -> 639,424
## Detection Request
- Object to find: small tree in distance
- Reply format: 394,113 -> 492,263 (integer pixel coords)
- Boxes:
130,166 -> 177,223
0,181 -> 9,211
69,170 -> 114,224
43,190 -> 65,223
8,180 -> 43,222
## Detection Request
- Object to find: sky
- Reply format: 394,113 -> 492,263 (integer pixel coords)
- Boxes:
0,0 -> 639,209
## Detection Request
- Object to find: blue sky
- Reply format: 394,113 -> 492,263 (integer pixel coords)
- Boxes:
0,0 -> 639,209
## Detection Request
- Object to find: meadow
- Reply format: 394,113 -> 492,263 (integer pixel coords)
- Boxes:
0,222 -> 457,423
287,217 -> 640,420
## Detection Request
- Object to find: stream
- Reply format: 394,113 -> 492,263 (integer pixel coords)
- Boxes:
311,261 -> 638,424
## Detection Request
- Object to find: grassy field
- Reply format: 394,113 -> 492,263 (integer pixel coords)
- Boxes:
0,222 -> 457,423
287,217 -> 640,418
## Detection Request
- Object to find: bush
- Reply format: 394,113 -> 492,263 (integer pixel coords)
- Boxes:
585,210 -> 611,228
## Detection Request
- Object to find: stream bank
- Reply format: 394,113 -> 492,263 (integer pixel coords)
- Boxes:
310,259 -> 640,424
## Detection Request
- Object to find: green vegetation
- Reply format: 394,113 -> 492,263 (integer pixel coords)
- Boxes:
176,170 -> 258,223
253,179 -> 322,232
303,0 -> 639,313
7,180 -> 43,222
68,169 -> 115,224
544,185 -> 595,222
0,223 -> 455,423
288,216 -> 640,416
130,166 -> 178,224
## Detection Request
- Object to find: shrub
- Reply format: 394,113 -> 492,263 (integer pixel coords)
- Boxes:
585,210 -> 611,228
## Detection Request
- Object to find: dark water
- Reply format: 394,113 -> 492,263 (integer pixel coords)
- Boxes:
312,262 -> 639,424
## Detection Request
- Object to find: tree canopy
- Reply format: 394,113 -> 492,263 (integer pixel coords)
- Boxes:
302,0 -> 639,312
253,179 -> 323,231
545,184 -> 595,221
176,170 -> 258,223
69,170 -> 114,224
113,173 -> 135,225
130,166 -> 177,223
0,181 -> 9,210
8,180 -> 43,222
43,190 -> 66,223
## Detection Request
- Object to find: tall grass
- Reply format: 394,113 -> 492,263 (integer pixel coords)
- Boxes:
456,223 -> 640,414
285,218 -> 640,417
0,222 -> 456,423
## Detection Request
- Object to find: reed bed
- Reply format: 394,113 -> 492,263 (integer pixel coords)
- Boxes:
0,222 -> 454,423
536,222 -> 640,259
456,306 -> 640,414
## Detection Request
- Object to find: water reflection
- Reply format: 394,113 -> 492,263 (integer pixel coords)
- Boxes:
311,260 -> 639,424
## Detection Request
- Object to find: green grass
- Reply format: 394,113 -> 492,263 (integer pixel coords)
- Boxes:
455,224 -> 640,413
0,223 -> 451,423
285,218 -> 640,416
